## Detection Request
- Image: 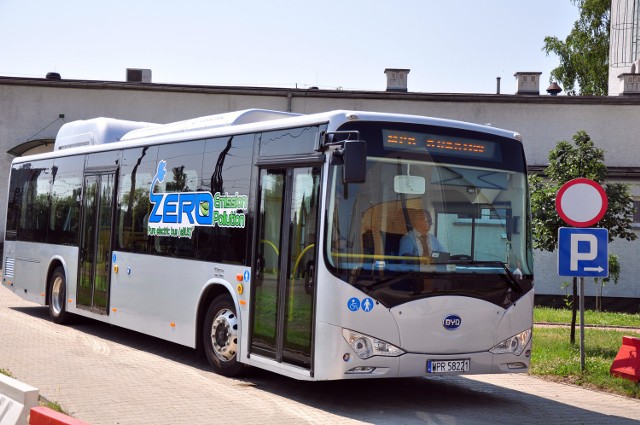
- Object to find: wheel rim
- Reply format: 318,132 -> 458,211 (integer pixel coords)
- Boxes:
210,308 -> 238,362
51,276 -> 64,316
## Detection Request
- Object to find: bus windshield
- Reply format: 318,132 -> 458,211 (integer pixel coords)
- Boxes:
325,123 -> 533,308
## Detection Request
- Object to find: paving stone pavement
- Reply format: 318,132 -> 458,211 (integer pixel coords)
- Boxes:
1,285 -> 640,425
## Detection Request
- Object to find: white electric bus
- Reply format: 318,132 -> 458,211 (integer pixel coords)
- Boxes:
2,109 -> 533,380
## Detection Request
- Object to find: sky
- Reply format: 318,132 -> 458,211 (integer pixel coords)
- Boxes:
0,0 -> 580,95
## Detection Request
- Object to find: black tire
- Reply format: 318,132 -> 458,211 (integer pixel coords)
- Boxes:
48,266 -> 70,324
203,294 -> 244,377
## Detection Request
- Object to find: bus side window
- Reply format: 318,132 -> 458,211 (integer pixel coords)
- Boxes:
15,160 -> 53,243
6,166 -> 24,241
49,156 -> 84,246
198,134 -> 254,265
116,146 -> 158,254
155,141 -> 204,259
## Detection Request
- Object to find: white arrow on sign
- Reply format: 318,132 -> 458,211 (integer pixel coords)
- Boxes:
584,266 -> 604,272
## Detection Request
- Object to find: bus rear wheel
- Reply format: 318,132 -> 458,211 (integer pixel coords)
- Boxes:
203,294 -> 244,377
48,266 -> 70,324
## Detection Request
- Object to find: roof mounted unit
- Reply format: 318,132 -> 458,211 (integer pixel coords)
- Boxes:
54,118 -> 157,151
126,68 -> 152,83
384,68 -> 410,92
514,72 -> 542,95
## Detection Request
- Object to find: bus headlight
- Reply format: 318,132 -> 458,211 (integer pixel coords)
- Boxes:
342,329 -> 404,359
489,329 -> 532,356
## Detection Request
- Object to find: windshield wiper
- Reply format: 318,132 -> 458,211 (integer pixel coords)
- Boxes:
452,260 -> 523,292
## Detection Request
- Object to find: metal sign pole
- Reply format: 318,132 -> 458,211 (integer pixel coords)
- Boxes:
579,277 -> 585,371
555,179 -> 609,375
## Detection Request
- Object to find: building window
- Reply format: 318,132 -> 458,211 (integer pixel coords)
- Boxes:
633,200 -> 640,223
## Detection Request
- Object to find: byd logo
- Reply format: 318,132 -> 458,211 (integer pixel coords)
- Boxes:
443,314 -> 462,330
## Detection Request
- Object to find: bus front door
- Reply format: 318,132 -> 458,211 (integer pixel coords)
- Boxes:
251,166 -> 320,370
77,172 -> 116,314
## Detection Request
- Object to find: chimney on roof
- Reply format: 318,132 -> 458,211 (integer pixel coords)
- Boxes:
385,68 -> 410,92
617,58 -> 640,96
546,82 -> 562,96
514,72 -> 542,95
126,68 -> 152,83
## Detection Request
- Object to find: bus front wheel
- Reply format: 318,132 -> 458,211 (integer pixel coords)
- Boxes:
48,266 -> 70,324
203,294 -> 244,377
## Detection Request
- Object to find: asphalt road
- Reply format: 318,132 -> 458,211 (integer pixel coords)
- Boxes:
1,285 -> 640,425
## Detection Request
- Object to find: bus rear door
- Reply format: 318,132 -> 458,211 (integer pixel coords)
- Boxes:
77,171 -> 117,314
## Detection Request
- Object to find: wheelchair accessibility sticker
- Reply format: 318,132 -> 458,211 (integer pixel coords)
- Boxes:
347,297 -> 374,312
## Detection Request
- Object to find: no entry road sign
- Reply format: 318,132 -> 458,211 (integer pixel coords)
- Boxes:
556,178 -> 608,227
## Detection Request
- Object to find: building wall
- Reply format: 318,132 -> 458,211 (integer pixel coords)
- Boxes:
2,78 -> 640,299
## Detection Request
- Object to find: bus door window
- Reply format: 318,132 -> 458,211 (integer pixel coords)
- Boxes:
78,171 -> 117,314
251,166 -> 320,370
283,167 -> 319,367
252,169 -> 285,357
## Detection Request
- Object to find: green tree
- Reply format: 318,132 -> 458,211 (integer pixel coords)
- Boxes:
542,0 -> 610,95
528,131 -> 636,343
594,253 -> 620,310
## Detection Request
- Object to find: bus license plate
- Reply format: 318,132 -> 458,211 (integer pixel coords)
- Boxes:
427,359 -> 470,373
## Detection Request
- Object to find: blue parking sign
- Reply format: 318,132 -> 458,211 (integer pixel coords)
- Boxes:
558,227 -> 608,277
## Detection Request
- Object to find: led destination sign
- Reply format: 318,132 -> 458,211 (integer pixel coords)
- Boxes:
383,129 -> 498,160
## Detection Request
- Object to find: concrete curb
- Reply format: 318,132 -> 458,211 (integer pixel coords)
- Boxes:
0,373 -> 39,425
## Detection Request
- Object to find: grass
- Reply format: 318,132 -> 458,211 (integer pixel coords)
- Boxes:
535,306 -> 640,328
0,368 -> 15,378
532,307 -> 640,398
0,368 -> 67,414
39,397 -> 66,413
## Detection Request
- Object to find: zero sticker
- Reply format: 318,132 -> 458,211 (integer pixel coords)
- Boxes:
147,160 -> 249,239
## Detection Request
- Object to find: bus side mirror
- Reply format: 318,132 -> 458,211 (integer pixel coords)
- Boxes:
341,140 -> 366,184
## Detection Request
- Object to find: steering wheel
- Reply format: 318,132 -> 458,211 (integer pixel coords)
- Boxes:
450,254 -> 472,262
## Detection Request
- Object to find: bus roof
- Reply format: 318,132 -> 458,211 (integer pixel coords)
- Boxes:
27,109 -> 520,163
121,109 -> 300,142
